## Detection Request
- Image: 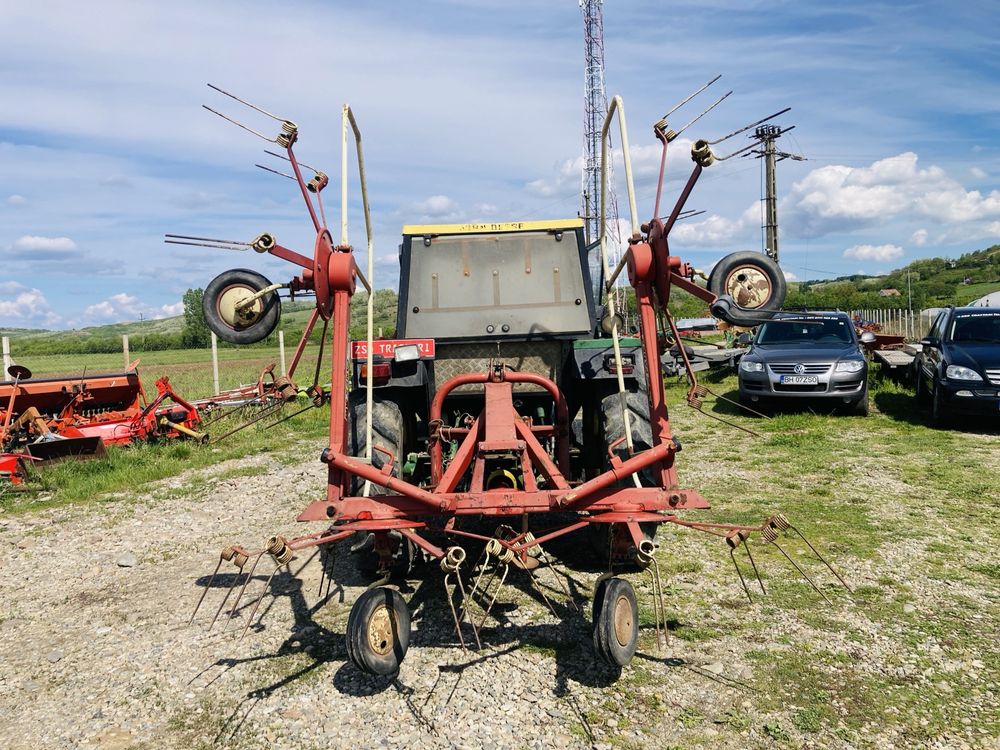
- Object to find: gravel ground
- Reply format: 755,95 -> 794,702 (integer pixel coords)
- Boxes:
0,436 -> 997,749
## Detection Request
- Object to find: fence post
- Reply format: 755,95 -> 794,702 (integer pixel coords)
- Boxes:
122,334 -> 130,371
279,331 -> 286,375
2,336 -> 10,380
211,333 -> 220,395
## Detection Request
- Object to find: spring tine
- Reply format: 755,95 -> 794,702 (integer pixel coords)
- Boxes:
771,540 -> 832,605
224,551 -> 265,631
708,107 -> 792,145
207,83 -> 286,122
729,547 -> 754,605
477,563 -> 509,633
263,149 -> 322,174
163,233 -> 250,246
202,104 -> 277,143
189,557 -> 224,625
526,566 -> 558,617
536,546 -> 578,612
744,539 -> 767,596
255,163 -> 296,181
443,572 -> 466,650
787,525 -> 852,592
240,562 -> 283,641
673,90 -> 733,140
454,569 -> 481,650
661,74 -> 722,120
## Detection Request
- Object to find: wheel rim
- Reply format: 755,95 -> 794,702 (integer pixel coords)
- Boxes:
217,284 -> 264,329
612,595 -> 633,647
367,604 -> 396,656
724,265 -> 772,309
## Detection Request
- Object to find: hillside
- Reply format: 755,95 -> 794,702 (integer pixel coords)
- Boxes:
787,244 -> 1000,310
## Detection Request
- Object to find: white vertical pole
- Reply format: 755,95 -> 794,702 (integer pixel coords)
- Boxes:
211,332 -> 220,395
122,335 -> 130,371
2,337 -> 10,380
278,331 -> 286,375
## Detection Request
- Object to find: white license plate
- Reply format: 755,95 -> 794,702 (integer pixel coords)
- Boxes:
780,375 -> 819,385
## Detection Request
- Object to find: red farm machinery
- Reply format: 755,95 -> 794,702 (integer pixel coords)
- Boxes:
181,83 -> 847,676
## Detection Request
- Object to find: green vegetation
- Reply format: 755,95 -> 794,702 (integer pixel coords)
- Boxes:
786,244 -> 1000,311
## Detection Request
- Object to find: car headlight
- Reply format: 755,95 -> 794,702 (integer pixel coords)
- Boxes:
740,359 -> 764,373
945,365 -> 983,381
835,359 -> 866,373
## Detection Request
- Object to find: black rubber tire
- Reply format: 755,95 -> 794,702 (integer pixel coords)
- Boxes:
707,251 -> 786,326
600,391 -> 654,478
915,367 -> 931,406
593,577 -> 638,668
346,587 -> 411,676
346,390 -> 404,494
203,269 -> 281,345
931,382 -> 949,427
851,390 -> 870,417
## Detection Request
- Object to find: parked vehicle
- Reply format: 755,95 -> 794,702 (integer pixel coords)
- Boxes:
738,312 -> 870,415
913,306 -> 1000,424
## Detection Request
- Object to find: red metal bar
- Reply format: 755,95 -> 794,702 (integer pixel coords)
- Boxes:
436,415 -> 483,494
288,307 -> 320,378
285,145 -> 321,233
269,242 -> 313,270
324,450 -> 448,511
326,289 -> 352,501
635,279 -> 677,488
513,415 -> 570,490
557,440 -> 675,508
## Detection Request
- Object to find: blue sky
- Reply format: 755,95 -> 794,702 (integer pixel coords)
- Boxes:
1,0 -> 998,329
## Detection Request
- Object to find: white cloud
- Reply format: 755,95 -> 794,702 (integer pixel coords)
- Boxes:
911,228 -> 928,246
12,235 -> 77,251
785,153 -> 1000,238
843,243 -> 903,262
970,167 -> 987,179
0,281 -> 62,328
83,293 -> 182,324
783,269 -> 798,281
6,194 -> 26,206
412,195 -> 459,217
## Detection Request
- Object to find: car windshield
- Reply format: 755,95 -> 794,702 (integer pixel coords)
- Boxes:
756,318 -> 853,346
950,313 -> 1000,343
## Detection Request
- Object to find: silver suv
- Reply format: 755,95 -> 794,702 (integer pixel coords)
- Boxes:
738,312 -> 869,415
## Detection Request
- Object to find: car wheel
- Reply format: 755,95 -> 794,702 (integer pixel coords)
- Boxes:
851,390 -> 870,417
931,382 -> 950,427
915,367 -> 931,406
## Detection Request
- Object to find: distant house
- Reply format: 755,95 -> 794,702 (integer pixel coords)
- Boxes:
878,288 -> 901,297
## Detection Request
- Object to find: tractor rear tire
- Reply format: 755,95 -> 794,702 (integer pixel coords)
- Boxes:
346,390 -> 404,495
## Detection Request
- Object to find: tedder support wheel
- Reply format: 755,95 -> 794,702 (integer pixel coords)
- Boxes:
593,577 -> 638,668
203,268 -> 281,345
707,251 -> 786,326
346,587 -> 411,675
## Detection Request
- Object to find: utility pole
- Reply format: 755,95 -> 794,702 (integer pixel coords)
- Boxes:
749,123 -> 804,264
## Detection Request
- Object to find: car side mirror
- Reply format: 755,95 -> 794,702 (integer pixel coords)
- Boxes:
859,331 -> 877,344
920,337 -> 939,348
736,332 -> 752,346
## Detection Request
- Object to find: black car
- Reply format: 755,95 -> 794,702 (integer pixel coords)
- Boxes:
914,306 -> 1000,424
738,312 -> 870,415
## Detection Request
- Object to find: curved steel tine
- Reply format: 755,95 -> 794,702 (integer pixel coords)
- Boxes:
729,547 -> 754,605
708,107 -> 792,145
525,567 -> 558,617
788,525 -> 852,591
207,83 -> 286,122
240,561 -> 286,641
771,540 -> 832,605
715,140 -> 760,162
202,105 -> 277,143
164,239 -> 251,251
164,234 -> 251,246
255,164 -> 296,181
661,74 -> 722,120
443,572 -> 466,650
224,551 -> 265,630
189,557 -> 224,625
743,540 -> 767,596
454,569 -> 481,650
673,90 -> 732,140
263,149 -> 322,174
477,563 -> 509,633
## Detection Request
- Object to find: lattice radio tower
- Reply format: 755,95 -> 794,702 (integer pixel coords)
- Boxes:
581,0 -> 626,320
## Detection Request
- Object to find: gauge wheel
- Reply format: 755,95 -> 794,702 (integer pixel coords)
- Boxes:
593,577 -> 638,668
203,268 -> 281,344
346,587 -> 411,675
707,252 -> 786,326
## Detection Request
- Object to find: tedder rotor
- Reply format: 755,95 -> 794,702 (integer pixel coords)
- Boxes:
180,80 -> 848,676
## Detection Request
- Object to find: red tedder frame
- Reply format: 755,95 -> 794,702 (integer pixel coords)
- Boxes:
222,100 -> 787,571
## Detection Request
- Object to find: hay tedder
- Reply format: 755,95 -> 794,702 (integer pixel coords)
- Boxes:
182,81 -> 847,676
